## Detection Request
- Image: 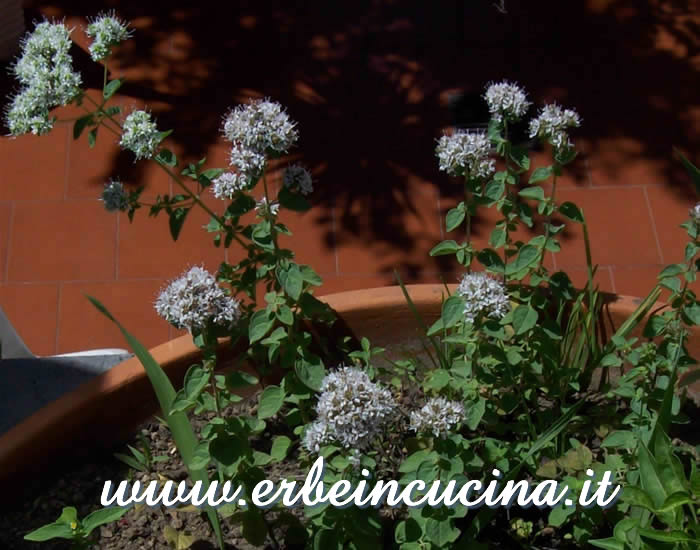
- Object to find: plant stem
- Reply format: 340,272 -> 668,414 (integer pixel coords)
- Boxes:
537,171 -> 558,273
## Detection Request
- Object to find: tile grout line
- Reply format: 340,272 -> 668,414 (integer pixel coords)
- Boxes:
54,283 -> 62,354
330,206 -> 339,275
642,185 -> 665,264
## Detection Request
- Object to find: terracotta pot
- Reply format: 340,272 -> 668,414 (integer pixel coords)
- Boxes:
0,285 -> 697,485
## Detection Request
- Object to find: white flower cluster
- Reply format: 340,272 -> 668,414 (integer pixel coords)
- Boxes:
457,272 -> 510,323
484,81 -> 530,123
211,172 -> 247,200
302,366 -> 397,453
154,266 -> 241,331
255,197 -> 280,217
100,179 -> 129,212
216,99 -> 298,201
283,164 -> 314,196
690,203 -> 700,223
409,397 -> 465,438
222,99 -> 298,155
5,21 -> 82,135
85,11 -> 132,62
435,131 -> 494,179
120,110 -> 161,160
529,103 -> 581,152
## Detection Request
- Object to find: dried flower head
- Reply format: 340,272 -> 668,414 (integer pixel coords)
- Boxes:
222,99 -> 298,156
211,172 -> 248,200
100,179 -> 129,212
409,397 -> 465,438
86,11 -> 132,62
154,266 -> 241,331
457,272 -> 510,323
528,103 -> 581,152
255,197 -> 280,217
6,21 -> 82,135
307,366 -> 397,452
436,131 -> 494,179
283,164 -> 314,196
484,81 -> 530,123
120,110 -> 161,160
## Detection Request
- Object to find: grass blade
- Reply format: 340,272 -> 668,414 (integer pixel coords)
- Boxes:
86,295 -> 225,549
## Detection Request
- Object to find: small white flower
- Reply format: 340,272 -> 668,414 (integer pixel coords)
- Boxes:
155,266 -> 241,331
255,197 -> 280,217
436,131 -> 495,179
222,99 -> 298,155
5,21 -> 82,135
211,172 -> 247,200
229,142 -> 266,177
690,203 -> 700,223
484,81 -> 530,123
120,110 -> 161,160
409,397 -> 465,438
100,179 -> 129,212
283,164 -> 314,195
85,11 -> 132,62
457,272 -> 510,323
302,421 -> 330,454
529,103 -> 581,153
347,450 -> 362,468
310,366 -> 397,452
4,86 -> 53,135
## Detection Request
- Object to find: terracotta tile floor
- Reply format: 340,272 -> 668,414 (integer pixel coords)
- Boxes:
0,1 -> 698,354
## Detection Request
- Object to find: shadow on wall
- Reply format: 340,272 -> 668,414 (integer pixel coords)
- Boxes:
7,0 -> 700,279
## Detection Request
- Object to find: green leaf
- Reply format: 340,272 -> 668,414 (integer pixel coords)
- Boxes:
157,148 -> 178,167
620,486 -> 655,511
589,538 -> 625,550
425,369 -> 450,391
643,314 -> 666,338
295,360 -> 325,392
183,365 -> 211,402
477,248 -> 505,273
466,397 -> 485,430
446,207 -> 466,232
270,436 -> 292,461
85,296 -> 224,549
283,264 -> 303,301
442,295 -> 465,328
430,240 -> 461,256
88,127 -> 97,148
601,430 -> 636,449
278,186 -> 311,212
559,202 -> 584,222
506,244 -> 538,275
24,522 -> 74,542
226,370 -> 259,389
103,78 -> 123,99
658,264 -> 684,279
258,385 -> 285,419
518,186 -> 545,201
244,509 -> 272,546
73,114 -> 93,140
529,166 -> 553,184
188,441 -> 211,470
484,179 -> 505,202
423,518 -> 460,547
249,310 -> 274,343
657,491 -> 693,513
168,207 -> 189,241
511,305 -> 538,335
82,507 -> 129,535
639,528 -> 697,543
548,501 -> 576,527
